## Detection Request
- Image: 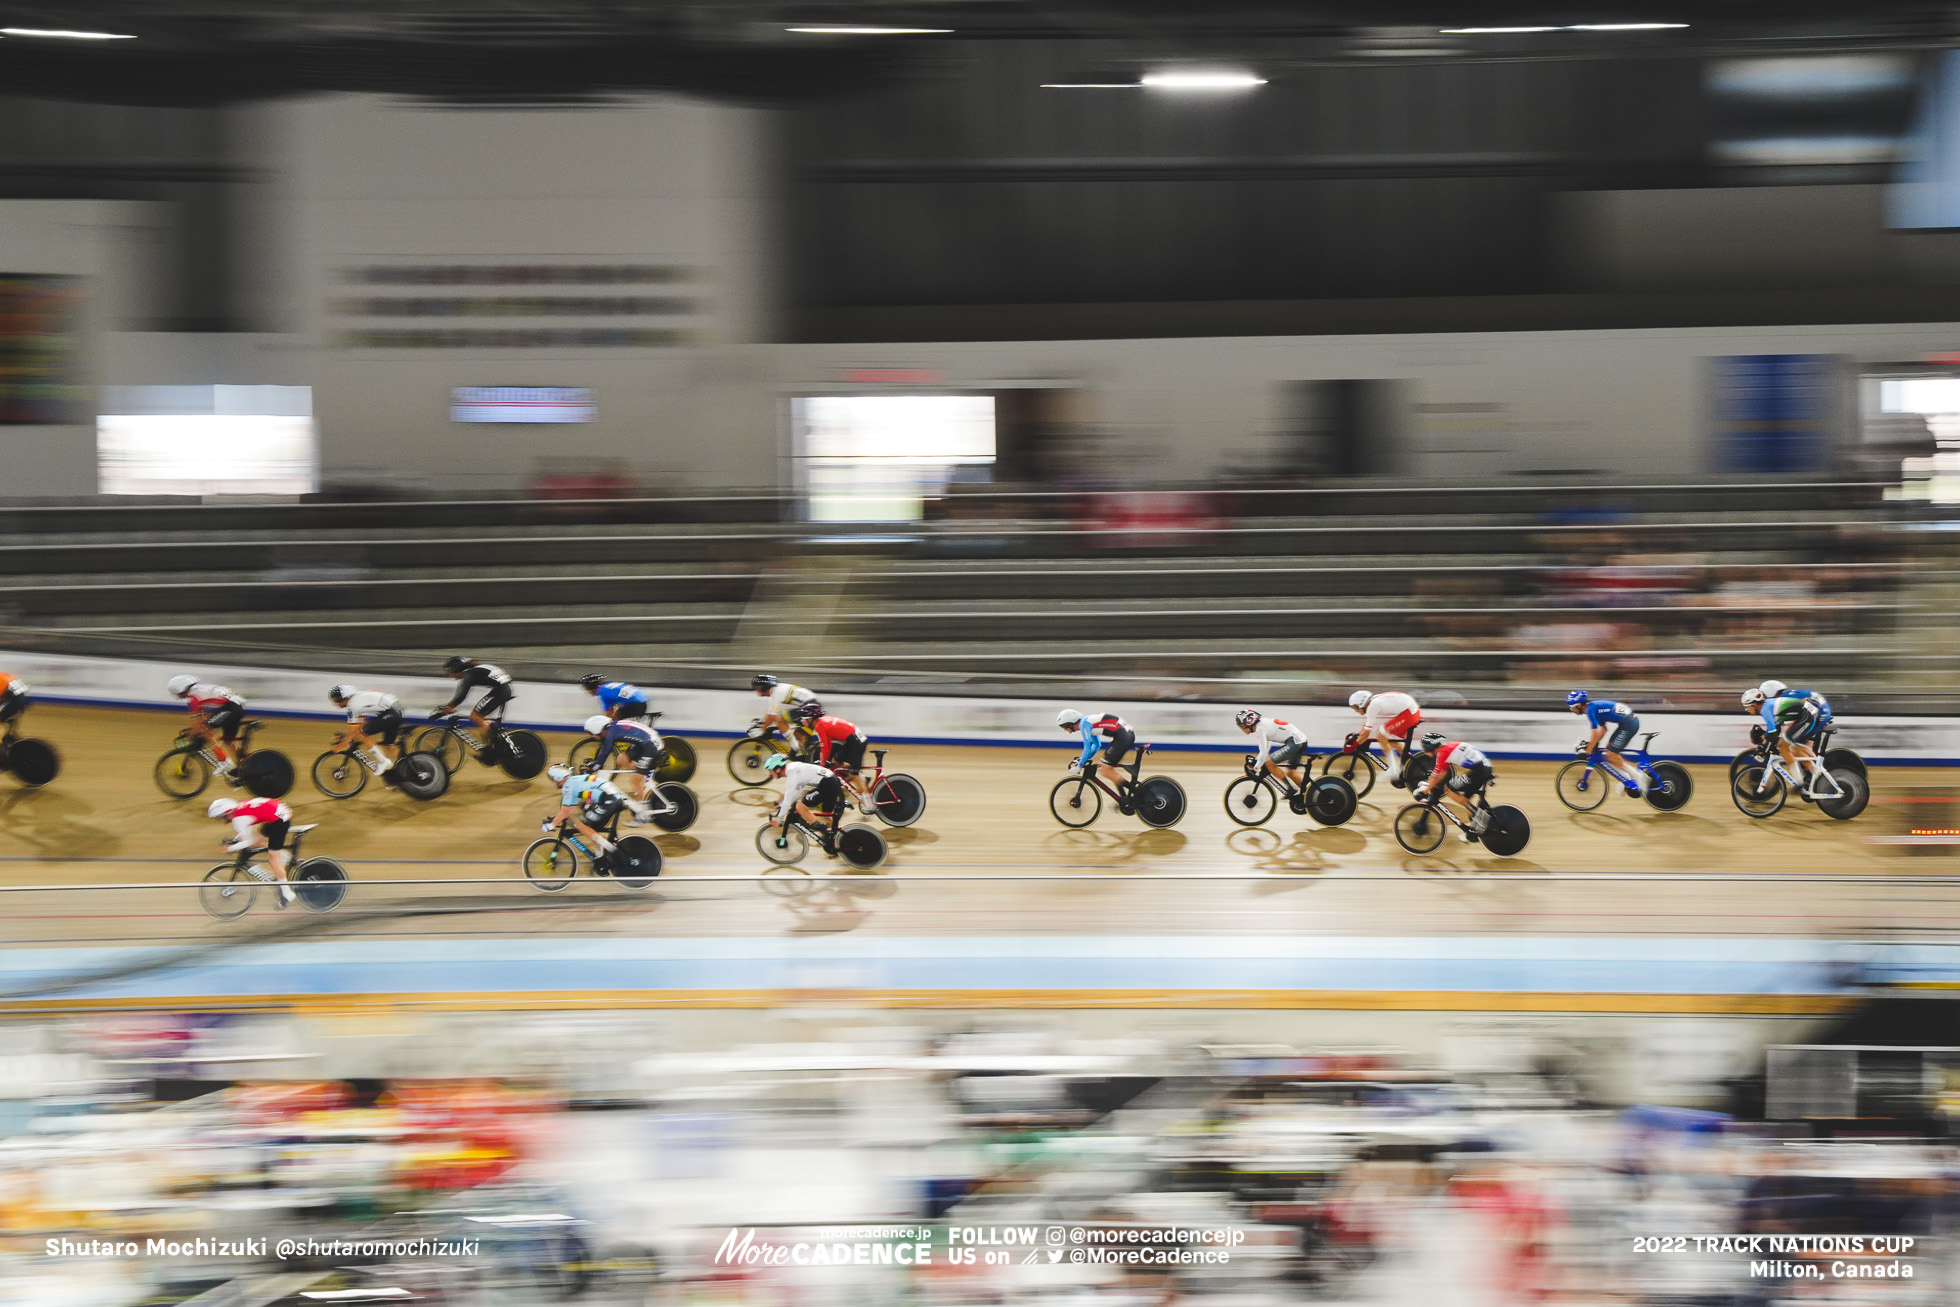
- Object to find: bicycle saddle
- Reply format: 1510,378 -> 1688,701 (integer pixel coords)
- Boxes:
1638,732 -> 1658,748
291,823 -> 319,833
243,719 -> 265,728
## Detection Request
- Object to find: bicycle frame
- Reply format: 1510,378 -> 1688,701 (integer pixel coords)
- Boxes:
1068,743 -> 1151,806
1753,748 -> 1845,799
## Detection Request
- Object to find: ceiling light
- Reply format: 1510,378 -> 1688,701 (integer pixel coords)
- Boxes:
783,25 -> 951,35
1040,82 -> 1140,89
1568,22 -> 1689,29
1438,22 -> 1687,34
1140,70 -> 1267,91
0,27 -> 136,39
1439,26 -> 1559,33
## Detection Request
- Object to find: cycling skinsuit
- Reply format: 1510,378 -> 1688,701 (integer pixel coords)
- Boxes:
1254,718 -> 1309,767
443,664 -> 513,717
1076,712 -> 1135,768
807,716 -> 868,772
596,682 -> 649,719
188,683 -> 246,741
1431,742 -> 1493,796
1584,699 -> 1639,752
1764,691 -> 1831,744
228,797 -> 292,850
776,760 -> 843,822
1363,692 -> 1421,743
599,718 -> 665,773
560,772 -> 628,823
343,690 -> 402,744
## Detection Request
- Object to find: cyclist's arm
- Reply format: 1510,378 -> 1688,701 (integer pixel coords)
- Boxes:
774,783 -> 807,823
1255,727 -> 1275,765
225,816 -> 260,850
1075,729 -> 1098,768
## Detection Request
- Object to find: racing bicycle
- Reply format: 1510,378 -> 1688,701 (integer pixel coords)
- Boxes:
1224,755 -> 1358,828
727,720 -> 815,786
1730,723 -> 1865,784
1555,732 -> 1693,813
755,805 -> 888,891
0,723 -> 58,788
1731,744 -> 1869,821
156,719 -> 294,800
1392,780 -> 1531,857
1319,735 -> 1431,800
523,804 -> 663,891
311,741 -> 449,801
565,713 -> 697,783
838,747 -> 927,827
1049,743 -> 1187,829
411,710 -> 547,780
199,824 -> 348,919
582,764 -> 700,832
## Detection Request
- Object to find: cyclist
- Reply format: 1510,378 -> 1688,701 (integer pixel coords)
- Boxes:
1346,689 -> 1422,786
542,762 -> 645,850
1235,709 -> 1309,793
328,684 -> 404,774
1567,690 -> 1645,795
763,751 -> 846,835
1746,684 -> 1834,794
1057,707 -> 1135,794
168,675 -> 248,785
207,796 -> 297,908
432,656 -> 513,734
1412,731 -> 1494,842
0,671 -> 27,741
752,673 -> 819,754
793,700 -> 873,813
579,674 -> 651,722
580,713 -> 666,817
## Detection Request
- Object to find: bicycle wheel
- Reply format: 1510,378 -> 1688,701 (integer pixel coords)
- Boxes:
1729,749 -> 1758,783
1731,765 -> 1786,818
522,838 -> 579,891
1049,776 -> 1102,828
838,825 -> 888,870
199,863 -> 257,919
154,747 -> 212,800
1817,768 -> 1870,821
1402,753 -> 1434,791
311,750 -> 368,799
761,865 -> 815,897
1319,752 -> 1376,800
1134,777 -> 1187,828
656,737 -> 697,783
1482,806 -> 1532,857
1644,761 -> 1694,812
294,858 -> 349,912
566,737 -> 602,771
1554,761 -> 1610,812
396,753 -> 449,801
870,773 -> 926,827
609,836 -> 662,888
496,729 -> 547,780
756,823 -> 811,865
727,737 -> 775,786
240,750 -> 294,799
412,725 -> 467,775
4,738 -> 58,788
648,782 -> 698,832
1393,804 -> 1447,855
1823,747 -> 1867,779
1223,775 -> 1277,827
1306,776 -> 1358,827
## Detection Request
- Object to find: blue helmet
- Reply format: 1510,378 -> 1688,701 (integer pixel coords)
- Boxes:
1566,690 -> 1590,708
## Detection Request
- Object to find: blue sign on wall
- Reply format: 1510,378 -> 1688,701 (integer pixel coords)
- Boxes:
1711,354 -> 1836,475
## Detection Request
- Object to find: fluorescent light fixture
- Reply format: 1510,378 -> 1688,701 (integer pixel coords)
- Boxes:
0,26 -> 135,38
1040,82 -> 1141,89
783,24 -> 951,34
1440,22 -> 1687,33
1568,22 -> 1688,29
1140,70 -> 1267,91
1439,26 -> 1559,33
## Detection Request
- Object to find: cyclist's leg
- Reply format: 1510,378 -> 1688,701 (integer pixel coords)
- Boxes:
1097,731 -> 1134,792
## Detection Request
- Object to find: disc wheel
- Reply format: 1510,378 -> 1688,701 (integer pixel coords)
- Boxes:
1049,776 -> 1103,828
756,823 -> 811,865
396,753 -> 449,801
1223,775 -> 1277,828
154,747 -> 212,800
655,737 -> 697,783
649,782 -> 698,832
727,738 -> 775,786
199,863 -> 257,920
522,837 -> 579,891
1305,776 -> 1358,827
312,750 -> 368,799
240,750 -> 294,799
869,773 -> 927,827
838,825 -> 888,870
1644,761 -> 1694,812
1816,768 -> 1870,821
608,836 -> 663,888
294,858 -> 349,912
1481,806 -> 1532,857
3,738 -> 58,788
1134,777 -> 1187,828
496,730 -> 547,780
1731,765 -> 1787,818
1393,804 -> 1448,855
1823,747 -> 1867,779
1402,753 -> 1434,791
1554,761 -> 1611,812
411,725 -> 467,776
1319,752 -> 1377,800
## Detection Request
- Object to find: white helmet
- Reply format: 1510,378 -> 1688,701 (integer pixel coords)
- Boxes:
167,675 -> 197,697
1056,708 -> 1083,728
1348,690 -> 1372,710
1759,680 -> 1788,699
329,684 -> 355,702
1741,688 -> 1767,708
546,764 -> 572,784
206,798 -> 238,819
582,714 -> 611,736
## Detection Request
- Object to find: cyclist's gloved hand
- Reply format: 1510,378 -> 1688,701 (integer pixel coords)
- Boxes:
427,708 -> 447,720
1341,733 -> 1359,754
1574,741 -> 1590,755
539,819 -> 554,833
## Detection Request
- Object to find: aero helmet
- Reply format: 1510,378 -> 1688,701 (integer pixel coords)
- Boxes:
1348,690 -> 1372,710
1056,708 -> 1084,729
1759,680 -> 1788,699
546,764 -> 572,785
582,715 -> 612,736
329,684 -> 354,703
166,674 -> 197,697
1235,708 -> 1261,729
1741,688 -> 1767,708
206,798 -> 238,819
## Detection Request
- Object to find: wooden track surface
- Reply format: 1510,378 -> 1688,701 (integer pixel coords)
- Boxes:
1,704 -> 1955,947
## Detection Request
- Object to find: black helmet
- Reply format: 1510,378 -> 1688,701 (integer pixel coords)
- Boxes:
578,673 -> 604,692
793,699 -> 824,721
752,673 -> 778,691
442,655 -> 471,674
